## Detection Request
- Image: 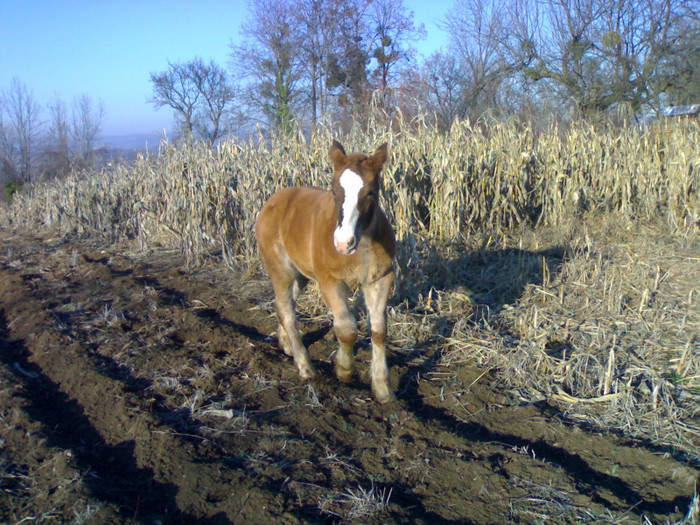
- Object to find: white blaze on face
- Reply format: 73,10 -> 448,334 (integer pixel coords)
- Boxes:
334,168 -> 364,254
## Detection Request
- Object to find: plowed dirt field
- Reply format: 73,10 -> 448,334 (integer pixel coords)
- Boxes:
1,231 -> 696,524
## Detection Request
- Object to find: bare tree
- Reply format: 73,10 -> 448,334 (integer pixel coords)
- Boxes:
189,58 -> 236,143
44,96 -> 71,178
661,9 -> 700,104
71,94 -> 105,166
503,0 -> 698,117
150,59 -> 235,142
0,104 -> 17,183
2,79 -> 43,181
230,0 -> 304,134
230,0 -> 427,131
297,0 -> 332,126
325,0 -> 373,120
296,0 -> 365,126
434,0 -> 699,124
366,0 -> 426,100
150,61 -> 202,138
418,51 -> 470,130
441,0 -> 514,118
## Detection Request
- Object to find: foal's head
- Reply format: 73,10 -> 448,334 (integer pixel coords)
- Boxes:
329,140 -> 388,255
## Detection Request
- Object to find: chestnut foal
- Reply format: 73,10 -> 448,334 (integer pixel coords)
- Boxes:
255,141 -> 395,403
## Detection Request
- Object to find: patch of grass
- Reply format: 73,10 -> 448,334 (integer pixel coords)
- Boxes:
443,218 -> 700,461
319,482 -> 392,520
71,502 -> 100,525
508,476 -> 619,524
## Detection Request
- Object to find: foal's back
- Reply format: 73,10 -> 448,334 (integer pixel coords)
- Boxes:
256,186 -> 332,280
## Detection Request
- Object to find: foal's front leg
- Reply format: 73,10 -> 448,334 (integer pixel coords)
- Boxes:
362,272 -> 395,404
319,280 -> 357,383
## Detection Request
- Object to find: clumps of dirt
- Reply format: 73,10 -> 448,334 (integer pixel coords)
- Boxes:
0,229 -> 698,524
0,351 -> 121,524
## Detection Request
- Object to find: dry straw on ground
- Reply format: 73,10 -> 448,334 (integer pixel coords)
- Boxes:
1,114 -> 699,467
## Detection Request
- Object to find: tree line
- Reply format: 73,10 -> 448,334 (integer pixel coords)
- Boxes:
0,78 -> 105,188
151,0 -> 700,142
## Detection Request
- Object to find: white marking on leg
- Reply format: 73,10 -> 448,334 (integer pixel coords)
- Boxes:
364,276 -> 394,403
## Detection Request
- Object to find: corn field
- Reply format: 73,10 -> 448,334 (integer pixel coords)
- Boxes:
2,116 -> 698,271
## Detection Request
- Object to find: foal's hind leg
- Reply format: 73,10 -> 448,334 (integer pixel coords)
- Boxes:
269,266 -> 315,380
277,274 -> 309,356
362,272 -> 395,403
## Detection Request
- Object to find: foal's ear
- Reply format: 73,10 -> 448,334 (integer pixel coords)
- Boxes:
365,142 -> 388,174
330,140 -> 347,171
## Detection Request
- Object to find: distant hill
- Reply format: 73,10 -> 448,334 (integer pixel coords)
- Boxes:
99,133 -> 167,151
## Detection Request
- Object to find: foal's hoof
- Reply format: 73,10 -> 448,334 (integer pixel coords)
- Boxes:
335,365 -> 354,383
298,364 -> 317,380
373,386 -> 396,404
278,340 -> 292,356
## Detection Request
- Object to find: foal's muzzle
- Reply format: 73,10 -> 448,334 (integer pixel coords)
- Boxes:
334,233 -> 357,255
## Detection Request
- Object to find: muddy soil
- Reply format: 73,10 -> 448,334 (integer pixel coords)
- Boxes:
0,230 -> 697,524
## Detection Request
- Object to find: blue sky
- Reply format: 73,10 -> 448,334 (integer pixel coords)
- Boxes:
0,0 -> 452,136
